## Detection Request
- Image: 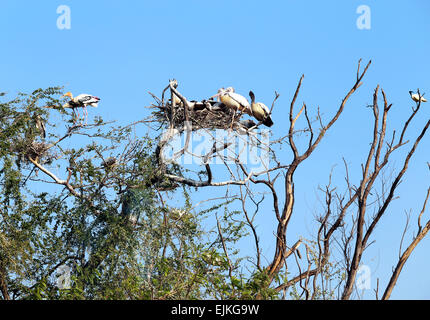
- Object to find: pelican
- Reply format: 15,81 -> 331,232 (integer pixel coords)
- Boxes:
249,91 -> 273,127
409,91 -> 427,103
211,87 -> 252,115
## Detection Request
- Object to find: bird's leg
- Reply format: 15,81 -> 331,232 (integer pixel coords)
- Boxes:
75,108 -> 81,124
84,106 -> 88,125
230,109 -> 245,130
72,108 -> 78,124
230,109 -> 237,131
78,108 -> 84,125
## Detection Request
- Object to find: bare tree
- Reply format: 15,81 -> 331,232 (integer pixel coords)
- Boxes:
382,164 -> 430,300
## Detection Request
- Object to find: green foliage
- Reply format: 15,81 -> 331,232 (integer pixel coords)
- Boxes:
0,88 -> 279,300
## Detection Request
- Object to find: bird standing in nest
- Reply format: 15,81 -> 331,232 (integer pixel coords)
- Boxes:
249,91 -> 273,127
211,87 -> 251,128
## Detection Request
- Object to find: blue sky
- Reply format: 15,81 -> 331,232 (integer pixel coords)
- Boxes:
1,1 -> 430,299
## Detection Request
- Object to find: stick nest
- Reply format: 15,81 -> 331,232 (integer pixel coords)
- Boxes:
149,80 -> 256,132
13,140 -> 55,165
155,100 -> 248,131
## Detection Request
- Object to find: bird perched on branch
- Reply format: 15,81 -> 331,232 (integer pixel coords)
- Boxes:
46,92 -> 101,124
409,91 -> 427,103
34,115 -> 46,138
63,92 -> 100,123
249,91 -> 273,127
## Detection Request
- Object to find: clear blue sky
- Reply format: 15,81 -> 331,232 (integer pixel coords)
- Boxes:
1,0 -> 429,299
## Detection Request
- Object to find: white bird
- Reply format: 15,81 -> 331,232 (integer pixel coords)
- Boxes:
62,92 -> 101,124
249,91 -> 273,127
409,91 -> 427,103
211,87 -> 252,115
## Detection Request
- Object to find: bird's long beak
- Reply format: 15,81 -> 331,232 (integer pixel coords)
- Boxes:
210,92 -> 222,99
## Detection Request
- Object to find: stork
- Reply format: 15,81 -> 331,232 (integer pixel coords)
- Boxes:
409,91 -> 427,103
46,92 -> 100,125
249,91 -> 273,127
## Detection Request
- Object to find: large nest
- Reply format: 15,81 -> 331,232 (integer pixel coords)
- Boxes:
154,100 -> 241,130
150,80 -> 256,133
13,140 -> 55,165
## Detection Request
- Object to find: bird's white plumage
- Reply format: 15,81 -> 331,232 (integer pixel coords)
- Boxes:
74,94 -> 101,108
409,91 -> 427,103
215,87 -> 252,115
60,92 -> 101,124
226,92 -> 251,110
256,102 -> 270,115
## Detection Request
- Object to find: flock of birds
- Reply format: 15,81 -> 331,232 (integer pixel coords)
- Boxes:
37,89 -> 426,138
208,87 -> 274,128
171,86 -> 274,129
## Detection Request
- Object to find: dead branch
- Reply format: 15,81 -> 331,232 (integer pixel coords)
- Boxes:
382,185 -> 430,300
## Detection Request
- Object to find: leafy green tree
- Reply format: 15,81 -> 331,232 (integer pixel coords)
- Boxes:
0,88 -> 269,300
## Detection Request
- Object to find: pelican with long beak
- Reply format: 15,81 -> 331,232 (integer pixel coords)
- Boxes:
249,91 -> 273,127
211,87 -> 252,128
409,91 -> 427,103
211,87 -> 252,115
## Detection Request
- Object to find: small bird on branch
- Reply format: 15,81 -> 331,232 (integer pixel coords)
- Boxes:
409,90 -> 427,103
